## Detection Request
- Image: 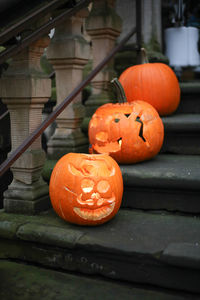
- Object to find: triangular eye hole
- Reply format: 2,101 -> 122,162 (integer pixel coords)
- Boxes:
124,113 -> 131,118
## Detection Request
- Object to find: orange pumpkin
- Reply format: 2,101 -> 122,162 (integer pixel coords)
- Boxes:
49,153 -> 123,226
119,62 -> 180,116
88,100 -> 164,164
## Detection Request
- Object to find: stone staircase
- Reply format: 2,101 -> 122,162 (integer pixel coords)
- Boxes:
0,81 -> 200,299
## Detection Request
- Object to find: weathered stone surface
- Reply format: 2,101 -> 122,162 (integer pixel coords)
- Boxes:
121,154 -> 200,212
121,154 -> 200,190
0,209 -> 200,293
84,0 -> 122,116
161,114 -> 200,154
177,82 -> 200,114
1,260 -> 194,300
0,33 -> 51,214
162,114 -> 200,132
161,243 -> 200,269
46,9 -> 90,159
122,186 -> 200,213
16,223 -> 84,249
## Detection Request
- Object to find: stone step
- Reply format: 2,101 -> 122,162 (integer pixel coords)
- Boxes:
177,82 -> 200,114
1,260 -> 196,300
121,154 -> 200,213
161,114 -> 200,154
0,209 -> 200,294
43,154 -> 200,214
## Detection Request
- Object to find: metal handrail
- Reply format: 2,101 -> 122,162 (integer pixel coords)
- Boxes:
0,0 -> 91,64
0,0 -> 72,45
0,26 -> 137,177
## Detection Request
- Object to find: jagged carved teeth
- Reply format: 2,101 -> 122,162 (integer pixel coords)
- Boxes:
73,202 -> 115,221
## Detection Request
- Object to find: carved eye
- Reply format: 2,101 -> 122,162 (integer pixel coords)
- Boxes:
114,118 -> 120,123
97,180 -> 110,194
81,179 -> 94,193
124,113 -> 131,118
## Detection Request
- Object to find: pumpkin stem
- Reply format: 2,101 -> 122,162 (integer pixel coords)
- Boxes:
141,48 -> 149,64
111,78 -> 127,103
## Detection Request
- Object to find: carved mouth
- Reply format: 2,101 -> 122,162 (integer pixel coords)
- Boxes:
73,202 -> 115,221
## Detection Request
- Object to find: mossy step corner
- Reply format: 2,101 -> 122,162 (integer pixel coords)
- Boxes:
0,208 -> 200,294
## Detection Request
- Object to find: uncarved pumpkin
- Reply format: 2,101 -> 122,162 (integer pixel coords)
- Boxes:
119,63 -> 180,116
49,153 -> 123,226
88,100 -> 164,164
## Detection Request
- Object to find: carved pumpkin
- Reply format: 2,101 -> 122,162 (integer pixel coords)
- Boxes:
49,153 -> 123,226
119,52 -> 180,116
88,100 -> 164,164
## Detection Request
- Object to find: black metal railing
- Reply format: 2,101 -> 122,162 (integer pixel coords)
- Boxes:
0,0 -> 91,64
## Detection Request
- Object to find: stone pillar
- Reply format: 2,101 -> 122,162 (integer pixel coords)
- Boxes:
46,9 -> 90,160
115,0 -> 167,76
0,36 -> 51,214
142,0 -> 162,50
84,0 -> 122,117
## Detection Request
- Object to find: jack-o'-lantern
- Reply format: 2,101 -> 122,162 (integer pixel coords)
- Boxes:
49,153 -> 123,226
119,48 -> 180,116
88,79 -> 164,164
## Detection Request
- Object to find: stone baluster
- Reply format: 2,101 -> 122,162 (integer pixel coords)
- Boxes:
84,0 -> 122,117
0,36 -> 51,214
46,8 -> 90,160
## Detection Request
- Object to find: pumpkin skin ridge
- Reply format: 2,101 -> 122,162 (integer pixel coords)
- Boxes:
119,63 -> 180,116
49,153 -> 123,226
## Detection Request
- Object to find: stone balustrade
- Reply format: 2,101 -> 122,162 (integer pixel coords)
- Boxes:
0,0 -> 163,214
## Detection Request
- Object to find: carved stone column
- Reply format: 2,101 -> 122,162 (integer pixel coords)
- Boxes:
0,37 -> 51,214
84,0 -> 122,117
46,9 -> 90,160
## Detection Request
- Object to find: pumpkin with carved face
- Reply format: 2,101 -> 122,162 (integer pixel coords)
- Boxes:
49,153 -> 123,226
88,100 -> 164,164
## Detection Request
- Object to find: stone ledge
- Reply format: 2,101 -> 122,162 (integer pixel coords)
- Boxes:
1,260 -> 195,300
121,154 -> 200,212
180,82 -> 200,94
42,154 -> 200,213
43,154 -> 200,191
161,114 -> 200,154
162,114 -> 200,132
120,154 -> 200,190
0,209 -> 200,293
177,82 -> 200,114
161,243 -> 200,270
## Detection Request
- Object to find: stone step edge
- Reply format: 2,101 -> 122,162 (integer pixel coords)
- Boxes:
1,259 -> 197,300
0,209 -> 200,272
42,154 -> 200,191
180,81 -> 200,94
82,113 -> 200,135
162,114 -> 200,132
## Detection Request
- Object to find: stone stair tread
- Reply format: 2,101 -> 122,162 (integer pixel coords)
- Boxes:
162,114 -> 200,131
0,209 -> 200,292
0,208 -> 200,269
120,154 -> 200,190
180,81 -> 200,94
0,260 -> 195,300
